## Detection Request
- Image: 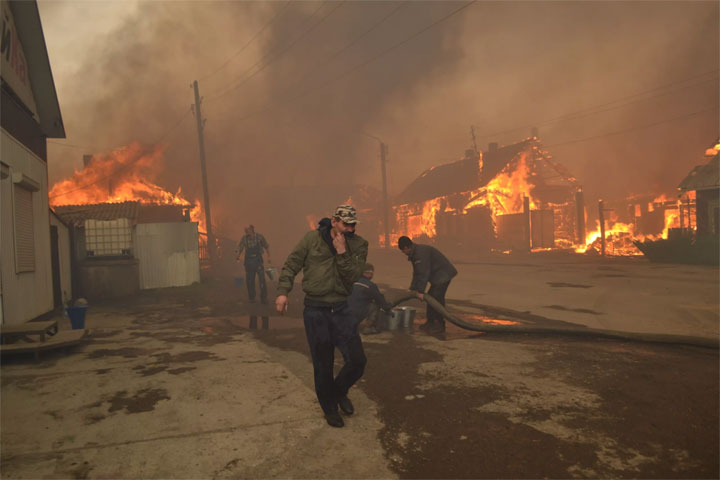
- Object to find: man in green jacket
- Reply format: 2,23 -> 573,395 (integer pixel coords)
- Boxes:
275,204 -> 368,428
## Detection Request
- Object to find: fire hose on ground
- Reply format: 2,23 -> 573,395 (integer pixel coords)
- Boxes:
389,294 -> 718,349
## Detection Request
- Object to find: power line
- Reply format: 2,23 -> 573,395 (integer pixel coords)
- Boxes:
217,0 -> 477,123
197,1 -> 291,83
544,105 -> 719,149
206,1 -> 343,102
477,69 -> 719,140
49,109 -> 192,200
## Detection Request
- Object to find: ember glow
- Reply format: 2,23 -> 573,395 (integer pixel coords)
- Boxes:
49,142 -> 204,230
576,191 -> 696,255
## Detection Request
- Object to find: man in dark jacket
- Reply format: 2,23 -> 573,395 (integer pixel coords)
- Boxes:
236,225 -> 270,304
398,236 -> 457,333
348,263 -> 392,335
276,205 -> 368,428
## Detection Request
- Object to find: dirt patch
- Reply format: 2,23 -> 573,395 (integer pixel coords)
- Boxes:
129,329 -> 239,347
150,351 -> 221,363
89,329 -> 122,339
86,348 -> 151,359
108,388 -> 170,414
132,365 -> 168,377
167,367 -> 196,375
83,412 -> 107,425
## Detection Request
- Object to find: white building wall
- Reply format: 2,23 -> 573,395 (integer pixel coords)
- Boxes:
0,128 -> 53,325
135,222 -> 200,290
49,213 -> 72,303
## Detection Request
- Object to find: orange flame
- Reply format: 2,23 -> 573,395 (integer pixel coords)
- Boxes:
306,214 -> 319,230
384,152 -> 539,247
49,142 -> 204,230
463,152 -> 536,218
576,192 -> 694,255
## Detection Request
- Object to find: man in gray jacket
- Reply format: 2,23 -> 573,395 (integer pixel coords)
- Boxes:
398,236 -> 457,333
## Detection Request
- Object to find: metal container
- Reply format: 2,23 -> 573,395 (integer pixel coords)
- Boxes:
389,307 -> 416,331
265,267 -> 277,281
398,306 -> 416,329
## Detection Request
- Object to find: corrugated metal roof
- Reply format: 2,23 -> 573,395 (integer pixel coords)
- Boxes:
54,201 -> 189,227
678,153 -> 719,192
54,201 -> 140,226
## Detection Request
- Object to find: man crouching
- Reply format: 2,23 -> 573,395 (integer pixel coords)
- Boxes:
275,205 -> 368,428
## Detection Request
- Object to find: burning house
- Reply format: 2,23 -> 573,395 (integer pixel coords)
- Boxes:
633,140 -> 719,265
678,140 -> 719,236
48,145 -> 204,298
386,136 -> 583,252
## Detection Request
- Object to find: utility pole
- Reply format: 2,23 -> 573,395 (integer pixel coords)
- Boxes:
380,142 -> 390,248
575,189 -> 586,245
470,125 -> 479,155
193,80 -> 216,263
523,195 -> 531,251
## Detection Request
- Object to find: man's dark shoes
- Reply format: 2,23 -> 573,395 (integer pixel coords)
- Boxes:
325,412 -> 344,428
338,396 -> 355,415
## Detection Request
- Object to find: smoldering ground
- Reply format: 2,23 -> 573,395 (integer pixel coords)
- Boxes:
42,1 -> 718,249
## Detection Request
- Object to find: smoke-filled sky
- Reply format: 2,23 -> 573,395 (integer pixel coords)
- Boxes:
39,0 -> 718,241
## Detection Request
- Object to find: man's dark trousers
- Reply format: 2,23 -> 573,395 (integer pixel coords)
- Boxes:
427,281 -> 451,325
245,260 -> 267,302
303,302 -> 367,414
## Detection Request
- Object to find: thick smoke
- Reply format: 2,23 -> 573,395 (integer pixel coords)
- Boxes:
43,1 -> 718,251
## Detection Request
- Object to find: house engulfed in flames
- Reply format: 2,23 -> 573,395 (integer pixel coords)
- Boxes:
385,136 -> 584,252
48,144 -> 204,298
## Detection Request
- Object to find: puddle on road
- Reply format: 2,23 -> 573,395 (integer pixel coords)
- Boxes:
247,315 -> 303,331
199,316 -> 303,334
108,388 -> 170,414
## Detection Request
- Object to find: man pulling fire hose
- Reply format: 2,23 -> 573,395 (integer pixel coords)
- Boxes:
398,236 -> 457,334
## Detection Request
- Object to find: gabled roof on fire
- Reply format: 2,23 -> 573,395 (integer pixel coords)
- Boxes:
678,147 -> 719,192
54,201 -> 187,226
395,139 -> 534,205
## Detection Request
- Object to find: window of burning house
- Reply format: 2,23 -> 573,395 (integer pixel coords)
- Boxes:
84,218 -> 133,257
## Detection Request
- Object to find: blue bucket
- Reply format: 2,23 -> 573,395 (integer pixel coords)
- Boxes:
66,306 -> 88,330
234,277 -> 244,288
